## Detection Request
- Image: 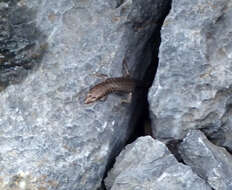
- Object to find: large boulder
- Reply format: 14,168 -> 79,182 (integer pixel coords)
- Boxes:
105,136 -> 211,190
0,0 -> 170,189
149,0 -> 232,148
179,130 -> 232,190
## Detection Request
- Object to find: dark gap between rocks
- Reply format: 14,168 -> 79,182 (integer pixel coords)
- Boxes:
127,0 -> 172,144
166,139 -> 184,163
101,0 -> 172,189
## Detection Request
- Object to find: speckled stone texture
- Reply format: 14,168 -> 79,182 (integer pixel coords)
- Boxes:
179,130 -> 232,190
105,136 -> 211,190
0,1 -> 47,89
149,0 -> 232,147
0,0 -> 170,190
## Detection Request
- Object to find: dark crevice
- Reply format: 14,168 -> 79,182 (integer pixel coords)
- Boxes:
127,0 -> 172,144
101,0 -> 172,188
166,139 -> 184,163
98,181 -> 107,190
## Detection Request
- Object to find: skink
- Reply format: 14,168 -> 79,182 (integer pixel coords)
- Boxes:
84,75 -> 153,137
85,77 -> 138,104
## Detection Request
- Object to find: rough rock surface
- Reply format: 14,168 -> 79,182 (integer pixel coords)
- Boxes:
149,0 -> 232,147
179,130 -> 232,190
105,136 -> 211,190
0,1 -> 47,90
0,0 -> 170,190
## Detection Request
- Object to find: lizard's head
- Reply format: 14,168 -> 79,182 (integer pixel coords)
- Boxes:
84,89 -> 102,104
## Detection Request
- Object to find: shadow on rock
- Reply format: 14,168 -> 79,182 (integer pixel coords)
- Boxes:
0,1 -> 47,91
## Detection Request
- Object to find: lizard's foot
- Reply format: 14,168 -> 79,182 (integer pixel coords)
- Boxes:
120,92 -> 132,104
122,59 -> 130,78
99,95 -> 108,102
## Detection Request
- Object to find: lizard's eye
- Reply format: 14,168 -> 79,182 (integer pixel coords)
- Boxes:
89,94 -> 97,99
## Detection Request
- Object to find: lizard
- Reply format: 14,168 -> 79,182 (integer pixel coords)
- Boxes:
84,60 -> 154,138
84,77 -> 136,104
84,60 -> 143,104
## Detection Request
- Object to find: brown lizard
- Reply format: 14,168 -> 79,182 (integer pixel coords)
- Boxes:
84,77 -> 137,104
84,62 -> 153,138
85,59 -> 146,104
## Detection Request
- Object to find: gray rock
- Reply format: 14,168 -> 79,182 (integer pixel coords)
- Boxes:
0,0 -> 170,189
179,130 -> 232,190
105,136 -> 211,190
149,0 -> 232,146
0,1 -> 46,90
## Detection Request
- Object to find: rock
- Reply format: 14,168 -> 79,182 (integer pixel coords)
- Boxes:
149,0 -> 232,146
0,0 -> 170,189
179,130 -> 232,190
105,136 -> 211,190
0,1 -> 46,90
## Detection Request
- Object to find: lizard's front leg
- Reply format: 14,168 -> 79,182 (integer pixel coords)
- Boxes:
120,92 -> 132,104
122,59 -> 130,77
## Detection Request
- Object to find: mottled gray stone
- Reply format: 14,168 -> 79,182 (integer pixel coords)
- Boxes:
0,0 -> 170,190
179,130 -> 232,190
0,1 -> 46,89
149,0 -> 232,146
105,136 -> 211,190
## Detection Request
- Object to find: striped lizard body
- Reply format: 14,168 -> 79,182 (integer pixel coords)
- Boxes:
84,77 -> 137,104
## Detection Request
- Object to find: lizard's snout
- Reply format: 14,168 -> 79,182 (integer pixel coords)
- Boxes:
84,93 -> 98,104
